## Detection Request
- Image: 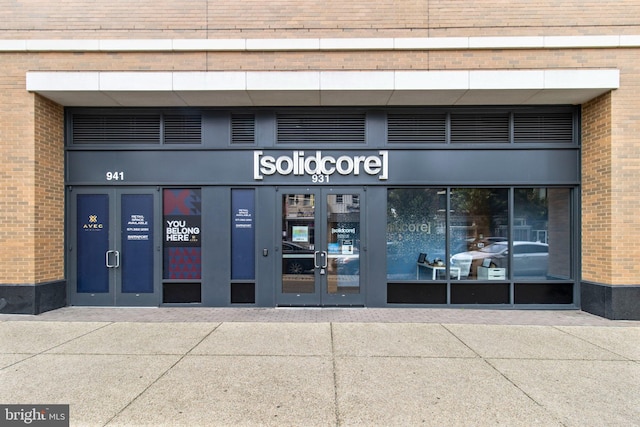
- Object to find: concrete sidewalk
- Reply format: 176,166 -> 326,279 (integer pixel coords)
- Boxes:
1,309 -> 639,426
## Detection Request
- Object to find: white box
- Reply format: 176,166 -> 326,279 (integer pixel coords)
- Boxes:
477,266 -> 506,280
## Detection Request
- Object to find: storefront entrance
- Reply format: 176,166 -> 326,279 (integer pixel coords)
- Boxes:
277,188 -> 365,306
68,187 -> 160,306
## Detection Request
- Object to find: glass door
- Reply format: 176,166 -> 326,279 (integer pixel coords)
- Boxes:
277,188 -> 364,306
68,187 -> 160,306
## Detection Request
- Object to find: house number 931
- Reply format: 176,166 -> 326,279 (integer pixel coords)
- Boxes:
106,171 -> 124,181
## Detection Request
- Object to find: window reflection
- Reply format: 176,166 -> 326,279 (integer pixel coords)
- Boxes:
387,188 -> 571,283
387,187 -> 574,304
449,188 -> 508,279
387,189 -> 446,280
515,188 -> 571,279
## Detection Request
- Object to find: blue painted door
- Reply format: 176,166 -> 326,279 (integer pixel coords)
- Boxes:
70,188 -> 159,306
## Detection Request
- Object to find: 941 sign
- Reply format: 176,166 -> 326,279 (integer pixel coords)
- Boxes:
106,171 -> 125,181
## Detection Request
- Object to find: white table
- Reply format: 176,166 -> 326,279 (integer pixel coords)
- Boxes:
416,262 -> 461,280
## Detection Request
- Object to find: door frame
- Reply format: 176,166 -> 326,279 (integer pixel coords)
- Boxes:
67,186 -> 161,306
275,186 -> 366,307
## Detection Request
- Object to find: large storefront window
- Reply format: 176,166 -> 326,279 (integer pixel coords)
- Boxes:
387,187 -> 574,305
450,188 -> 509,280
387,189 -> 446,280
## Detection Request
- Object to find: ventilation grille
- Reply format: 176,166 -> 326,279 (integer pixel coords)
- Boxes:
231,114 -> 256,144
387,114 -> 446,143
450,113 -> 509,143
72,114 -> 161,144
164,114 -> 202,144
277,113 -> 366,144
514,112 -> 573,143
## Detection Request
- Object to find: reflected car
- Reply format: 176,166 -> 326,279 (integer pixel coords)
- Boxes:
282,241 -> 315,274
451,241 -> 549,276
333,249 -> 360,275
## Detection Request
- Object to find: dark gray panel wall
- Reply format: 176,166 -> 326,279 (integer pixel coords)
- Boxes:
67,149 -> 579,187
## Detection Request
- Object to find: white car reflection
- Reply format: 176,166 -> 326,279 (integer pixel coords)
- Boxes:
451,241 -> 549,276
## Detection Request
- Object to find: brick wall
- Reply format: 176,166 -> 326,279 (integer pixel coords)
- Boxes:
580,53 -> 640,286
34,95 -> 64,283
0,55 -> 36,283
609,53 -> 640,285
0,0 -> 639,39
581,93 -> 613,283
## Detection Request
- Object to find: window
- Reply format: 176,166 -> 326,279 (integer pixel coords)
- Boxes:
387,187 -> 574,305
163,188 -> 202,303
386,189 -> 446,280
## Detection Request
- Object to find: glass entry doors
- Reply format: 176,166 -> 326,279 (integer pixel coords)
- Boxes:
68,188 -> 160,306
278,188 -> 364,306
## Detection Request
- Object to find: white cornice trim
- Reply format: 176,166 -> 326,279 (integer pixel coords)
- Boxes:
26,69 -> 620,107
1,35 -> 639,52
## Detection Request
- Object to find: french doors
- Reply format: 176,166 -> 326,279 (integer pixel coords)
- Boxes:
277,187 -> 365,306
68,187 -> 160,306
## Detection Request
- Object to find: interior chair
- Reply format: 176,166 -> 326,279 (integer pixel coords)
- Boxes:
453,253 -> 473,278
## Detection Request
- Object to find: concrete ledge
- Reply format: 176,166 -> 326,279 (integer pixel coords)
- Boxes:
0,281 -> 66,315
580,281 -> 640,320
1,35 -> 640,52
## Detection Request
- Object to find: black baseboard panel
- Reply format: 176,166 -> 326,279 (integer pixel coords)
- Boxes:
581,281 -> 640,320
0,281 -> 66,315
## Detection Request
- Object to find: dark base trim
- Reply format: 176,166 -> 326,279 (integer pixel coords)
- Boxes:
0,281 -> 67,315
581,281 -> 640,320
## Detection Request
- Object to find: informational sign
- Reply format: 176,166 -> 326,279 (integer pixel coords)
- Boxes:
125,214 -> 150,241
234,208 -> 253,230
231,189 -> 255,280
121,194 -> 154,293
291,226 -> 309,242
163,189 -> 202,280
164,216 -> 201,246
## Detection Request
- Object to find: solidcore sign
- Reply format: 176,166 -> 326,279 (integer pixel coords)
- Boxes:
253,150 -> 388,181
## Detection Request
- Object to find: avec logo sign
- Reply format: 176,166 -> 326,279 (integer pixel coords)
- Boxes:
254,150 -> 388,181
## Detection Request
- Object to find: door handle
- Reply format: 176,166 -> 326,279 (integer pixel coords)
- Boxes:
105,250 -> 121,268
106,250 -> 115,268
314,251 -> 328,269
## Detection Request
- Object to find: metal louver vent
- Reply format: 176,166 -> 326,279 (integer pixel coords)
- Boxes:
387,113 -> 446,143
277,113 -> 366,144
450,113 -> 509,143
514,112 -> 573,143
72,114 -> 161,144
164,114 -> 202,144
231,114 -> 255,144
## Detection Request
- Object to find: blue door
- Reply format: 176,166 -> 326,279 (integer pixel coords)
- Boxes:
70,188 -> 159,306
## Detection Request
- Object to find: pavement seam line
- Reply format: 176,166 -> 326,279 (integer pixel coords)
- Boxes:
330,322 -> 341,427
0,321 -> 114,371
102,321 -> 223,426
441,324 -> 569,427
552,325 -> 635,361
482,358 -> 570,427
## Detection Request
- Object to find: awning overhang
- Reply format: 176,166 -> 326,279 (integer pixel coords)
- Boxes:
26,69 -> 620,107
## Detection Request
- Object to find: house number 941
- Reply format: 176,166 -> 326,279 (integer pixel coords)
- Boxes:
106,171 -> 124,181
